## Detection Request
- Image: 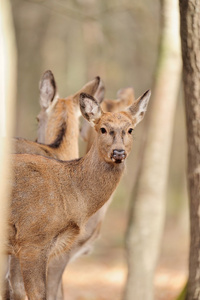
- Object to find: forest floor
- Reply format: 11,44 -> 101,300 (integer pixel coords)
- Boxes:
62,208 -> 189,300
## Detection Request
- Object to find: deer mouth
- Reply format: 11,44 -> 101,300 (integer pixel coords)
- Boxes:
111,149 -> 126,164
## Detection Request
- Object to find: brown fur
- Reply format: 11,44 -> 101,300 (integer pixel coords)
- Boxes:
6,90 -> 150,300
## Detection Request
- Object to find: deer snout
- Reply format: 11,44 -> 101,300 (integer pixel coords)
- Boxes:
111,149 -> 126,163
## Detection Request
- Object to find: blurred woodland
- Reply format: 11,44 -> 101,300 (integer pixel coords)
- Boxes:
2,0 -> 190,299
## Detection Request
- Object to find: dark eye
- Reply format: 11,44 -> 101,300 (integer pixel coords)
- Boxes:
128,128 -> 133,134
100,128 -> 107,134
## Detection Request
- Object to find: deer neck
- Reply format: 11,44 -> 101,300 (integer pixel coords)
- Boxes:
48,99 -> 79,160
71,139 -> 125,221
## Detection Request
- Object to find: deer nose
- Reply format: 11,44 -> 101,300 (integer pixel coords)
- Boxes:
111,149 -> 126,163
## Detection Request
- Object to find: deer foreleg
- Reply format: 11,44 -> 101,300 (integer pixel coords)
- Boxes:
19,248 -> 47,300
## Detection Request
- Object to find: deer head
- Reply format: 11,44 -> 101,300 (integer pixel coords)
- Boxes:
80,89 -> 151,164
80,86 -> 135,153
37,70 -> 101,145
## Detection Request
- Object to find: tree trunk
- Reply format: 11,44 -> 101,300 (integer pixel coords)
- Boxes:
124,0 -> 182,299
179,1 -> 200,299
0,0 -> 17,292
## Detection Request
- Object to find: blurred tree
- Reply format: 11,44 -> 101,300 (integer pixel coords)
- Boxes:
179,0 -> 200,299
0,0 -> 17,294
11,0 -> 51,139
124,0 -> 182,299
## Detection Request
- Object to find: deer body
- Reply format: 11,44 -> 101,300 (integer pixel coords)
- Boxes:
7,90 -> 150,300
9,146 -> 123,258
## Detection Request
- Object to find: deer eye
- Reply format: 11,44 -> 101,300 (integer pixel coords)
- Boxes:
128,128 -> 133,134
100,127 -> 107,134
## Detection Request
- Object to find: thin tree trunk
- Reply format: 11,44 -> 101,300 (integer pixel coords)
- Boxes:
0,0 -> 17,292
124,0 -> 182,299
179,1 -> 200,299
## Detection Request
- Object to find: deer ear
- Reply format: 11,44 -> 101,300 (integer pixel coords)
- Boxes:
117,87 -> 135,106
74,76 -> 102,104
94,78 -> 105,104
39,70 -> 57,109
80,93 -> 102,125
126,90 -> 151,127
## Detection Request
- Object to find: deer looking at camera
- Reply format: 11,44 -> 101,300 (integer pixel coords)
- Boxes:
7,89 -> 150,300
81,86 -> 135,152
46,87 -> 136,300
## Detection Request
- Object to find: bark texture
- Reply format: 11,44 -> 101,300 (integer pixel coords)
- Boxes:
124,0 -> 182,299
179,1 -> 200,299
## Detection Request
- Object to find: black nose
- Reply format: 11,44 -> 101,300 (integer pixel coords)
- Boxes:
112,149 -> 126,163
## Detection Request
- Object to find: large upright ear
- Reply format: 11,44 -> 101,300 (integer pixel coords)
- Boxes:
117,87 -> 135,106
79,93 -> 102,126
126,90 -> 151,128
39,70 -> 57,109
73,76 -> 101,104
94,78 -> 105,104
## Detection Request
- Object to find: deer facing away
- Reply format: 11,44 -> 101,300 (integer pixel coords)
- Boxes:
8,89 -> 151,300
13,70 -> 103,161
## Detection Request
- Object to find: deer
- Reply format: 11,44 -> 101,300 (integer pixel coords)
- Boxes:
45,87 -> 136,300
8,82 -> 136,300
6,89 -> 151,300
10,72 -> 134,300
81,86 -> 135,152
13,70 -> 104,160
6,71 -> 104,300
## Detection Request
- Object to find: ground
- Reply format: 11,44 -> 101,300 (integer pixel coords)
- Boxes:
62,208 -> 189,300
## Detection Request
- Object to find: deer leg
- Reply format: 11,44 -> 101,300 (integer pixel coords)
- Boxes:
19,248 -> 47,300
55,281 -> 63,300
2,256 -> 12,300
2,278 -> 10,300
47,253 -> 70,300
9,255 -> 26,300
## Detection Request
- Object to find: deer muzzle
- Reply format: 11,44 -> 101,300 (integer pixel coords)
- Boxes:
111,149 -> 126,163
